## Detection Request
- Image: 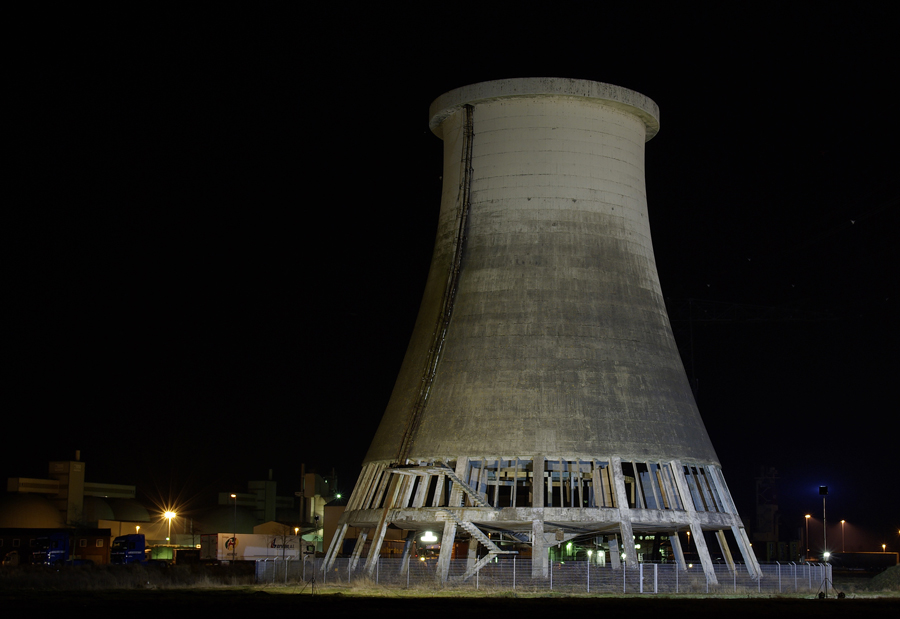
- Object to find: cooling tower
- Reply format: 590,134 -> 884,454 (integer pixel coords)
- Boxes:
325,78 -> 759,583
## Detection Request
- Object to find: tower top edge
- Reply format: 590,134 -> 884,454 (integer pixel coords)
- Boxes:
428,78 -> 660,140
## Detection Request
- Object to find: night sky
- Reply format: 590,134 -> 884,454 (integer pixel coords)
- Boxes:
7,7 -> 897,551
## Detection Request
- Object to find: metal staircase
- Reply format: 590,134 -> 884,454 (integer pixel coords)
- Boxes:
439,509 -> 517,580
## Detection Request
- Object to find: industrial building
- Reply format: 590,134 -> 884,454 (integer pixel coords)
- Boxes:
2,452 -> 335,564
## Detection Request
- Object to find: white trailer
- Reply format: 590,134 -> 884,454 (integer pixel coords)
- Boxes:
200,534 -> 300,561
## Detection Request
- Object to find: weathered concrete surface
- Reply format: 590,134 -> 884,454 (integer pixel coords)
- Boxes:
365,77 -> 716,466
333,79 -> 753,583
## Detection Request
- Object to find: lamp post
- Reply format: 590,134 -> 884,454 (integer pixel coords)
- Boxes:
820,486 -> 828,561
230,494 -> 237,562
164,511 -> 176,546
841,520 -> 845,552
805,515 -> 811,561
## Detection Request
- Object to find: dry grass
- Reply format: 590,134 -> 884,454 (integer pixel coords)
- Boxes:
0,564 -> 255,592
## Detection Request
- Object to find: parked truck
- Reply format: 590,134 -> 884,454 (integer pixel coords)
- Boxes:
110,534 -> 175,566
32,533 -> 93,567
200,534 -> 300,562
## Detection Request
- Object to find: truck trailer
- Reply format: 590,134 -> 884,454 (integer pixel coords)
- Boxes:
200,534 -> 300,562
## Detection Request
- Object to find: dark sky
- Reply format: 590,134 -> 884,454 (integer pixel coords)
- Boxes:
7,7 -> 898,548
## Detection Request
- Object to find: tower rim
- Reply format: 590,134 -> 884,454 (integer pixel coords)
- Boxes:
428,77 -> 660,140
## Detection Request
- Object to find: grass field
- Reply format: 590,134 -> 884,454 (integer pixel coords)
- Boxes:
2,566 -> 897,617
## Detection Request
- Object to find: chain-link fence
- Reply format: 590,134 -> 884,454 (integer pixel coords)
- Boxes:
255,558 -> 833,594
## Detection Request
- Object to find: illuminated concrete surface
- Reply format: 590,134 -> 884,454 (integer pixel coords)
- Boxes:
327,78 -> 758,584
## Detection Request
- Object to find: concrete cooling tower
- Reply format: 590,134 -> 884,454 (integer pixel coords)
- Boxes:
324,78 -> 759,584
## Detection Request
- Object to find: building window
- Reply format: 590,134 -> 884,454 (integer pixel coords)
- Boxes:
96,539 -> 104,547
79,539 -> 87,547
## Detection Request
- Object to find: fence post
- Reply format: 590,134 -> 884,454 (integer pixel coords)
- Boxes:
587,560 -> 590,593
639,563 -> 644,594
675,561 -> 679,593
654,563 -> 658,594
513,556 -> 516,591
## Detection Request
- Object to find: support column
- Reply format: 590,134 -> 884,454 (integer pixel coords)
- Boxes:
732,525 -> 761,579
532,454 -> 545,508
611,457 -> 638,567
716,530 -> 736,573
619,520 -> 638,567
466,538 -> 478,574
399,530 -> 415,575
364,474 -> 403,576
707,465 -> 761,580
323,523 -> 348,571
348,530 -> 368,571
436,519 -> 457,584
608,535 -> 621,569
670,460 -> 718,585
670,530 -> 687,571
531,519 -> 548,577
435,458 -> 467,583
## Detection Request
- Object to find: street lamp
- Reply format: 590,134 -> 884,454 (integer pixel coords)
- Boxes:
164,511 -> 176,545
820,486 -> 828,562
841,520 -> 845,552
230,494 -> 237,562
805,515 -> 811,561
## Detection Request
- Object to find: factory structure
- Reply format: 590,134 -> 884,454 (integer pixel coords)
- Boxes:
325,78 -> 760,584
1,452 -> 335,564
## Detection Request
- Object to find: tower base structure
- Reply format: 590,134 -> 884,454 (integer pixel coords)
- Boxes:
325,79 -> 760,584
325,457 -> 760,584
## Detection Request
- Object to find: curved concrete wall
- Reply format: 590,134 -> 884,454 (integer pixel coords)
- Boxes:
365,78 -> 717,466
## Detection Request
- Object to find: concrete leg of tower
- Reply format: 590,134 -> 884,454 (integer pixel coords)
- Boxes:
436,519 -> 457,584
531,519 -> 549,578
689,522 -> 717,585
670,530 -> 687,571
671,460 -> 718,585
466,538 -> 478,574
610,457 -> 639,567
716,530 -> 736,573
706,466 -> 762,580
619,520 -> 639,567
365,475 -> 404,577
608,536 -> 621,569
434,458 -> 468,583
348,530 -> 368,571
732,525 -> 762,579
399,530 -> 415,575
323,523 -> 347,571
